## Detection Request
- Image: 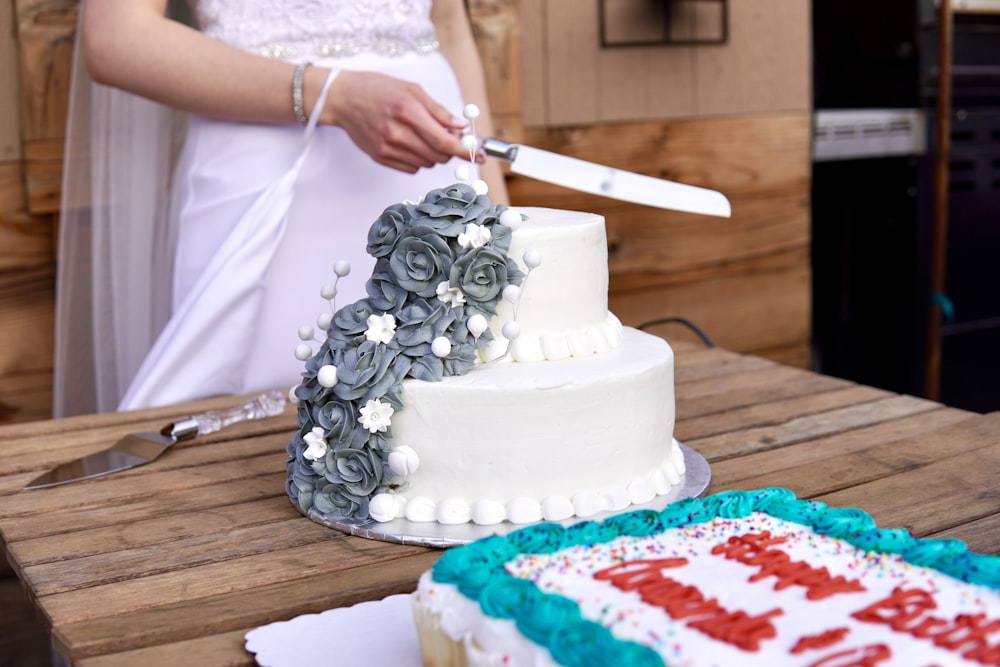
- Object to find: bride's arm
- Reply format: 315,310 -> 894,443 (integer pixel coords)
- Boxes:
432,0 -> 510,205
82,0 -> 470,173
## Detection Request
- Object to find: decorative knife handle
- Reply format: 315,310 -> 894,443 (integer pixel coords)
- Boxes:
165,390 -> 287,441
480,137 -> 517,162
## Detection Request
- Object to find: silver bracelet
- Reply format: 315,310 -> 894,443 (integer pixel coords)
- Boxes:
292,61 -> 312,125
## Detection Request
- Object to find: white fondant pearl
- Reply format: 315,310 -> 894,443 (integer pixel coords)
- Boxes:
670,441 -> 686,474
509,336 -> 544,363
454,163 -> 472,182
288,385 -> 301,406
297,325 -> 315,341
471,499 -> 507,525
566,331 -> 596,358
404,496 -> 437,523
316,312 -> 333,330
294,343 -> 312,361
472,179 -> 488,195
522,249 -> 542,270
603,486 -> 631,511
388,445 -> 420,477
499,208 -> 522,227
369,493 -> 402,523
506,498 -> 543,524
334,260 -> 351,277
463,103 -> 481,120
572,491 -> 607,518
540,495 -> 574,522
502,284 -> 520,303
320,282 -> 337,300
603,320 -> 624,347
664,459 -> 681,485
466,314 -> 488,339
539,334 -> 571,361
461,134 -> 478,151
589,327 -> 611,354
317,364 -> 338,388
650,468 -> 671,495
431,336 -> 452,358
628,478 -> 656,505
501,321 -> 521,340
436,499 -> 472,525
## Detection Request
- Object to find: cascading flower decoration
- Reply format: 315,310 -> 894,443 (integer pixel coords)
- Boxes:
285,183 -> 524,523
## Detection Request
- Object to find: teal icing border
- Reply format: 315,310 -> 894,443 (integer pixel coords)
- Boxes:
431,487 -> 1000,667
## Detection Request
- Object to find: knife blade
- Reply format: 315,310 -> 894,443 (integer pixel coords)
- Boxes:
481,138 -> 731,218
23,390 -> 287,490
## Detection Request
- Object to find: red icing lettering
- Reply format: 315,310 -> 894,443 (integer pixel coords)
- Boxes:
712,532 -> 866,600
688,607 -> 783,651
593,558 -> 687,591
791,627 -> 852,654
807,643 -> 892,667
852,586 -> 937,631
852,587 -> 1000,665
593,559 -> 782,651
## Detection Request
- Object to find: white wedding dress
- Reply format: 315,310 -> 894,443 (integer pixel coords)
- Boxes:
55,0 -> 467,414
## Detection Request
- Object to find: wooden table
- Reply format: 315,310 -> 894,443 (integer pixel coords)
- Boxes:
1,340 -> 998,666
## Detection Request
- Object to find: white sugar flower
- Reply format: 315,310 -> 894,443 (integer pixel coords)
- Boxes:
364,313 -> 397,344
359,399 -> 395,434
436,280 -> 466,308
458,222 -> 491,249
302,427 -> 328,461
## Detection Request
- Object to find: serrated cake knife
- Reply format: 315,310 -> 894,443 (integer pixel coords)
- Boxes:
481,138 -> 732,218
23,390 -> 287,490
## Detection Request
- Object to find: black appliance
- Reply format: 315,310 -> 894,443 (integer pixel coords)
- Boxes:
811,0 -> 1000,412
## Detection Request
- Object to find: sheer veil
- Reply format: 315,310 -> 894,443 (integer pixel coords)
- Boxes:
53,2 -> 193,416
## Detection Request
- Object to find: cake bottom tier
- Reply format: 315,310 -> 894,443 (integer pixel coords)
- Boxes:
381,328 -> 679,525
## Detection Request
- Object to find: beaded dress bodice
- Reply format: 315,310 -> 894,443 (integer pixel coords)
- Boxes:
189,0 -> 438,59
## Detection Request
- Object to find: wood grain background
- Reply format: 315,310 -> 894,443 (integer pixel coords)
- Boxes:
0,0 -> 812,426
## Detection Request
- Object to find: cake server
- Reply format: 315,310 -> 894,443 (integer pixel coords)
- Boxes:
23,390 -> 287,490
481,138 -> 732,218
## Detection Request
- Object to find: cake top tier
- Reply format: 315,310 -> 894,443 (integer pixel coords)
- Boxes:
480,207 -> 621,363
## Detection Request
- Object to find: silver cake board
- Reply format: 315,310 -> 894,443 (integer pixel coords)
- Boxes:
301,443 -> 711,549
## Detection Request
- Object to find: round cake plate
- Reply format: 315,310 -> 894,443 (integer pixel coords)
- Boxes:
303,442 -> 711,549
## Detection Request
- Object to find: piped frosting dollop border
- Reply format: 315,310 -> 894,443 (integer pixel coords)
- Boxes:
429,487 -> 1000,667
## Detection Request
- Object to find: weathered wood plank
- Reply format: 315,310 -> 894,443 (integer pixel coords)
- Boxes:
684,393 -> 942,460
676,364 -> 855,420
25,518 -> 340,596
813,421 -> 1000,542
709,406 -> 974,492
0,454 -> 286,536
61,552 -> 439,662
676,386 -> 900,448
12,496 -> 294,566
38,537 -> 430,625
75,629 -> 255,667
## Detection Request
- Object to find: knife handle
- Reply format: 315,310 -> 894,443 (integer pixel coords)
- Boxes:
480,137 -> 517,162
165,390 -> 287,441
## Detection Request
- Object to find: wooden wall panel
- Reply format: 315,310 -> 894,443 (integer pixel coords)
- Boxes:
15,0 -> 77,215
1,0 -> 74,426
523,0 -> 810,127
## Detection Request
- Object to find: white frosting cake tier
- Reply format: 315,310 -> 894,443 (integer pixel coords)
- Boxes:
286,185 -> 681,529
480,207 -> 620,363
373,328 -> 679,525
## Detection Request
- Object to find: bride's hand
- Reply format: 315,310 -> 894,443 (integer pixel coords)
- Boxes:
323,70 -> 470,174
